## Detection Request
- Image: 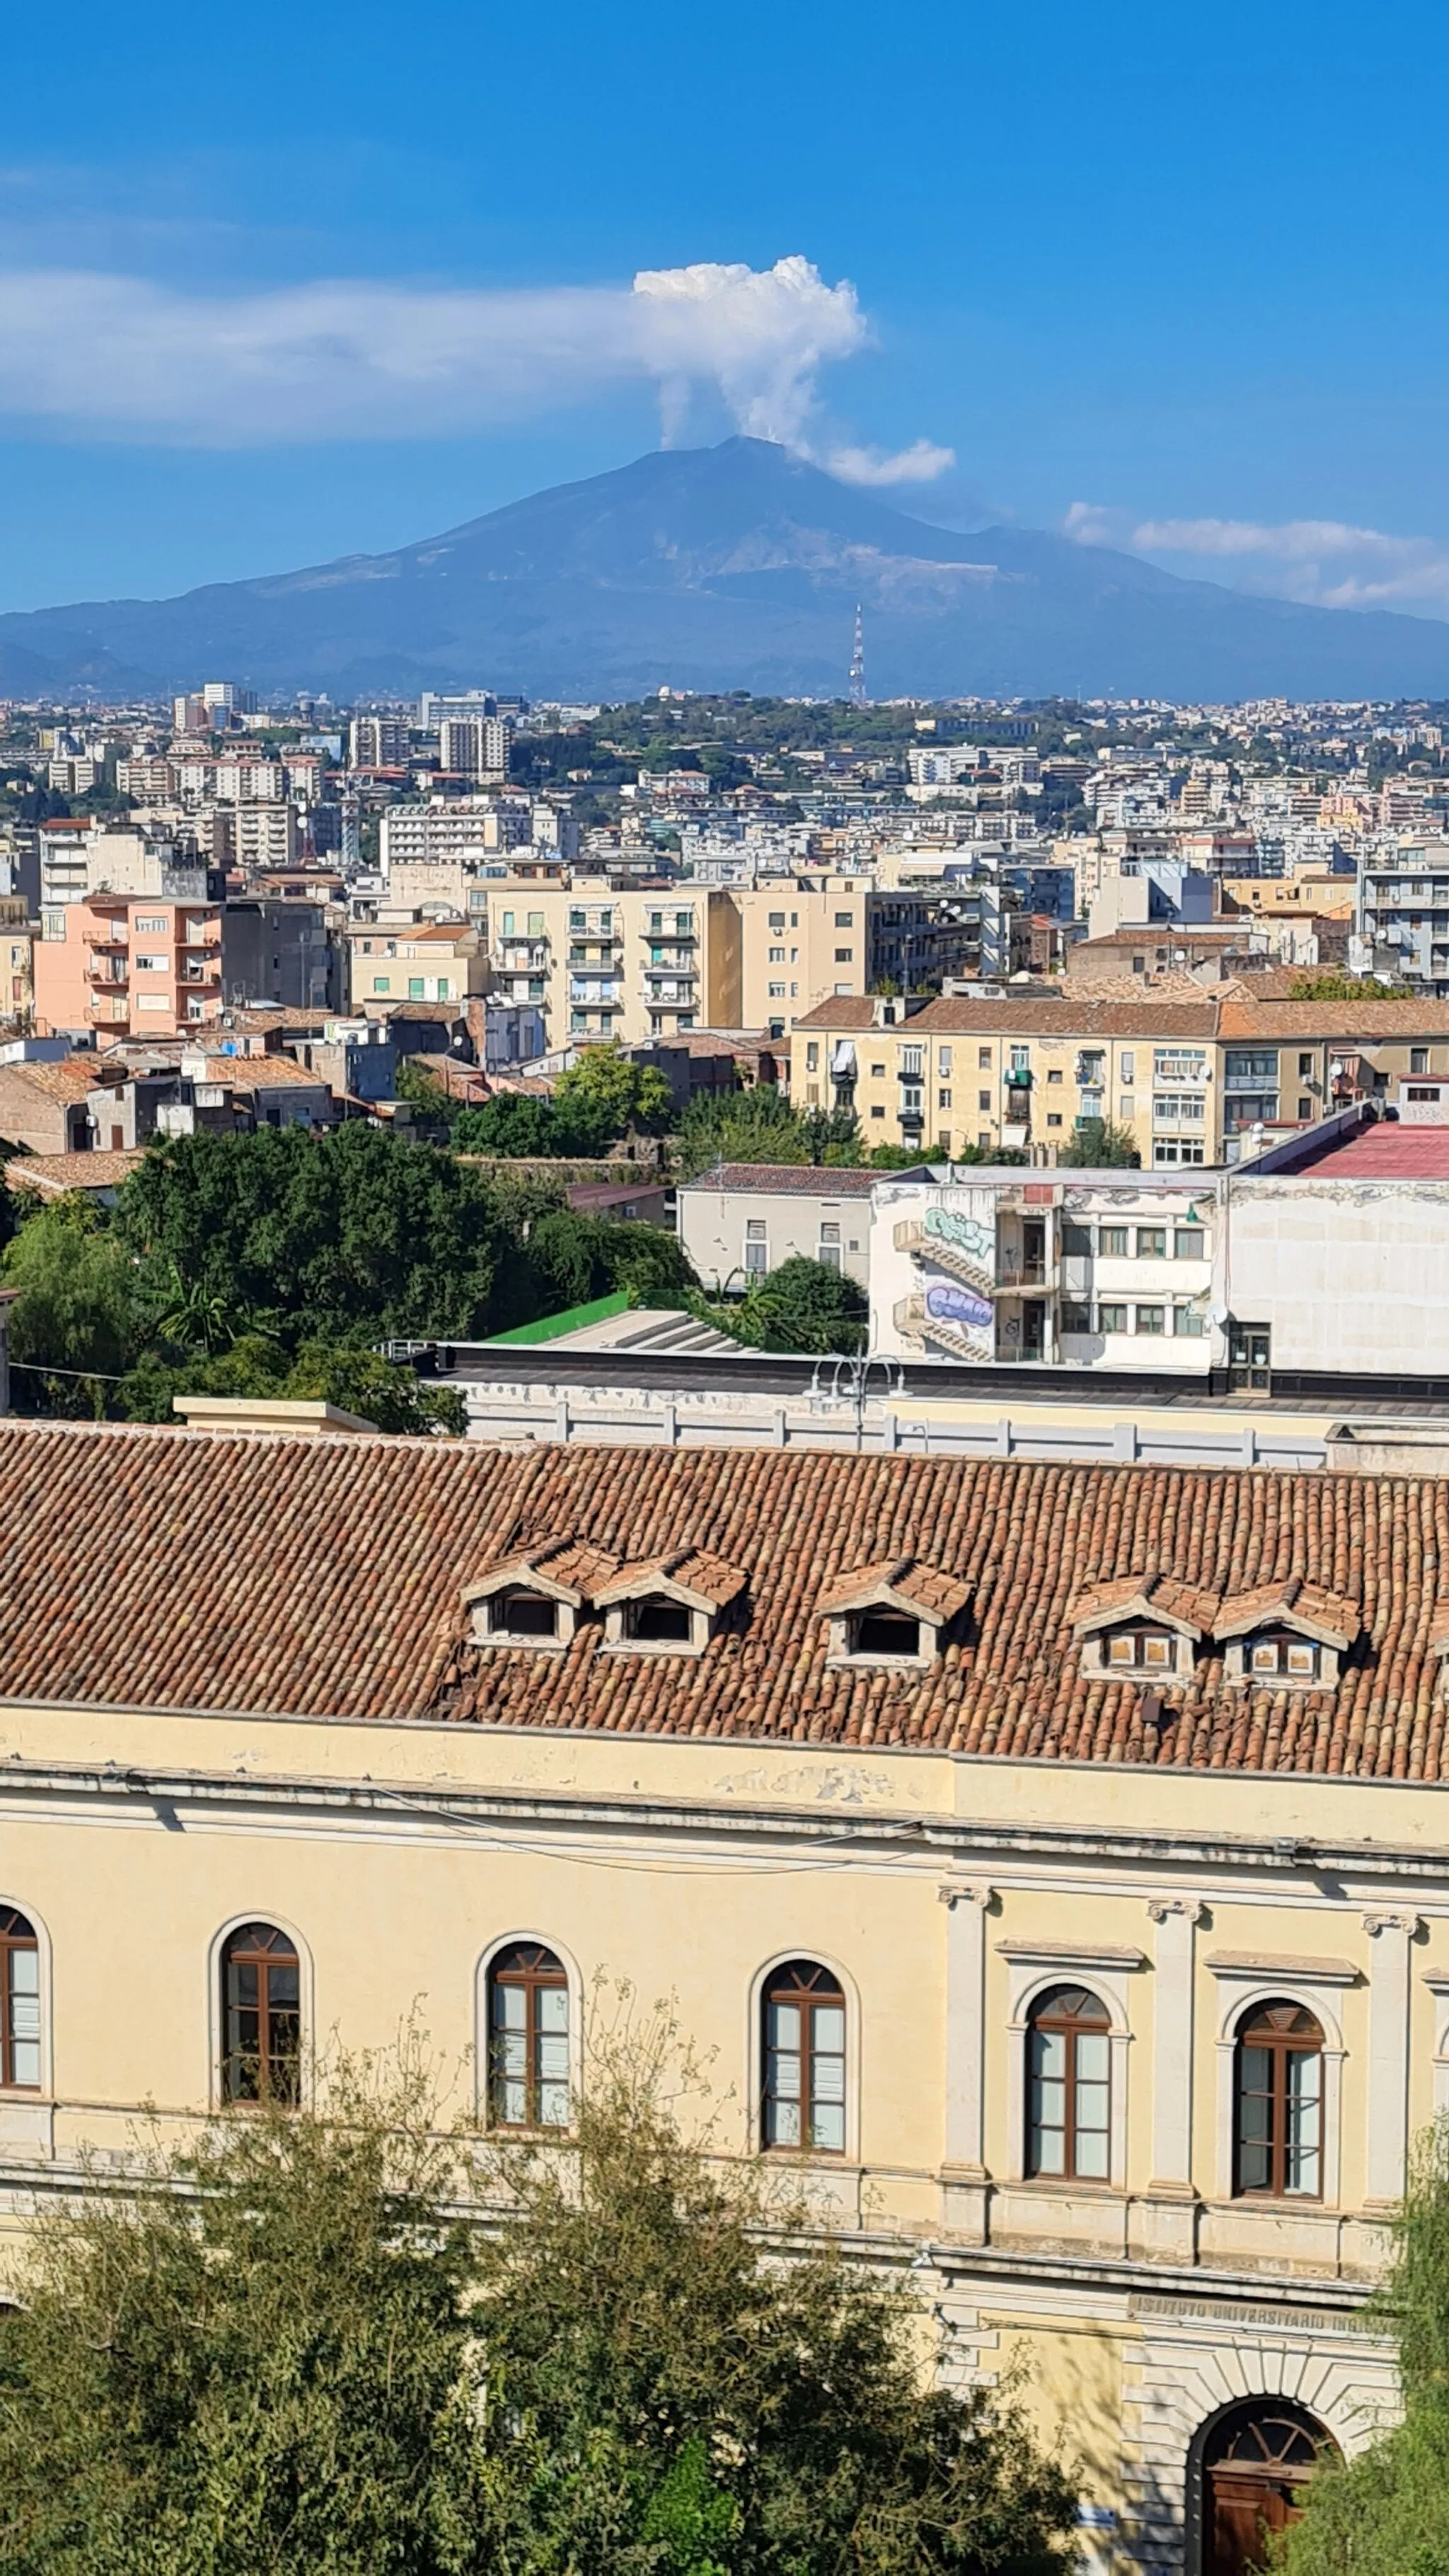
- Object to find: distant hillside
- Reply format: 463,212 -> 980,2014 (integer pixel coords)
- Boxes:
4,437 -> 1449,702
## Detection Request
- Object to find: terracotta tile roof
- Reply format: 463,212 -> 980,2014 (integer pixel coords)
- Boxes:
0,1058 -> 108,1104
910,998 -> 1222,1039
1428,1605 -> 1449,1658
463,1537 -> 621,1607
5,1150 -> 144,1196
593,1549 -> 748,1612
1220,999 -> 1449,1039
3,1425 -> 1449,1779
204,1055 -> 330,1090
1216,1578 -> 1361,1648
1067,1572 -> 1221,1639
790,998 -> 894,1030
816,1559 -> 973,1624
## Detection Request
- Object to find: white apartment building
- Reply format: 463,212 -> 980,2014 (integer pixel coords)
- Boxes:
871,1168 -> 1213,1372
438,715 -> 511,780
350,717 -> 410,768
1353,839 -> 1449,995
214,758 -> 285,804
233,805 -> 299,870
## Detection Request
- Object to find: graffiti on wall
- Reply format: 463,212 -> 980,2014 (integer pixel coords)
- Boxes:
925,1282 -> 993,1332
925,1202 -> 995,1264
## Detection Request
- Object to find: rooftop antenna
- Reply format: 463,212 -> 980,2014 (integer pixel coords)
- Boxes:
848,603 -> 866,707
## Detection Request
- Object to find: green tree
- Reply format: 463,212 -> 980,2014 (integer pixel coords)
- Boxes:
676,1086 -> 807,1179
1288,971 -> 1416,1001
552,1046 -> 673,1150
451,1094 -> 562,1159
476,2030 -> 1078,2576
1281,2120 -> 1449,2575
113,1126 -> 514,1346
2,1195 -> 144,1413
0,2054 -> 493,2576
708,1254 -> 869,1356
115,1334 -> 468,1436
1055,1118 -> 1141,1169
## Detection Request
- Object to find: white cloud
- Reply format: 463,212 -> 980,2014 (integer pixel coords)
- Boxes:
1067,499 -> 1449,617
0,255 -> 874,448
823,437 -> 957,487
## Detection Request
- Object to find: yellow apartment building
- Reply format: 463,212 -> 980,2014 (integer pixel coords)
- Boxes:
471,875 -> 974,1051
792,992 -> 1449,1165
0,1418 -> 1437,2574
345,918 -> 490,1012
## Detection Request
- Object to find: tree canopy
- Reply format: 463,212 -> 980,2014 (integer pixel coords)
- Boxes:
703,1254 -> 868,1356
1281,2120 -> 1449,2576
1054,1118 -> 1141,1169
0,2035 -> 1079,2576
2,1124 -> 698,1426
447,1049 -> 672,1160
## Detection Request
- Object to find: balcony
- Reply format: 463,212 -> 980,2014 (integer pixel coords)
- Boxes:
87,959 -> 129,986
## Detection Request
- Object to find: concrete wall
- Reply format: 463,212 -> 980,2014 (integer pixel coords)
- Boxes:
1226,1174 -> 1449,1374
679,1179 -> 872,1290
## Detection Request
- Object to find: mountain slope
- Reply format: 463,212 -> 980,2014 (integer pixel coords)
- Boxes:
4,438 -> 1449,702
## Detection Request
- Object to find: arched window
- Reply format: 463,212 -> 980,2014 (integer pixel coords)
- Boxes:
488,1943 -> 570,2130
1026,1985 -> 1111,2181
221,1922 -> 301,2106
762,1960 -> 846,2154
1235,2001 -> 1322,2198
0,1909 -> 40,2091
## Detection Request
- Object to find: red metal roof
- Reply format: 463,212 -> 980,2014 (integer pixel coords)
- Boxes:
1293,1123 -> 1449,1177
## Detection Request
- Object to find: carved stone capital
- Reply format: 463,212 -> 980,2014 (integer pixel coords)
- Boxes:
1146,1895 -> 1208,1926
1362,1910 -> 1423,1940
938,1881 -> 993,1911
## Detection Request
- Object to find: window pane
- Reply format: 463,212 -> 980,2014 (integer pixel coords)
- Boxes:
499,2077 -> 527,2125
769,2097 -> 802,2146
268,1962 -> 300,2007
770,2050 -> 802,2102
770,2003 -> 801,2051
1285,2050 -> 1322,2194
812,2006 -> 845,2055
538,2081 -> 570,2128
1141,1633 -> 1172,1667
536,2033 -> 570,2082
1074,2123 -> 1109,2179
9,1991 -> 40,2042
812,2054 -> 845,2103
9,1951 -> 37,1997
497,2033 -> 527,2078
495,1985 -> 527,2029
537,1987 -> 569,2032
1075,2032 -> 1110,2082
812,2101 -> 845,2152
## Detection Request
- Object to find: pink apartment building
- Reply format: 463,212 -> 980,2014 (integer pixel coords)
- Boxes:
33,896 -> 224,1040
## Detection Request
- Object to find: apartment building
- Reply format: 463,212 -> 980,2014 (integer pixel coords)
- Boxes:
380,797 -> 542,870
488,880 -> 737,1045
793,992 -> 1449,1165
345,918 -> 490,1012
437,715 -> 511,780
233,804 -> 299,870
349,716 -> 410,768
33,894 -> 224,1038
1353,840 -> 1449,992
725,877 -> 975,1037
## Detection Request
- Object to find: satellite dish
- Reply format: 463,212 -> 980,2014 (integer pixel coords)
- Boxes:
1208,1303 -> 1230,1327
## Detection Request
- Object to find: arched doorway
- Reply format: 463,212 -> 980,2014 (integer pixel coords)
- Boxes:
1189,2398 -> 1337,2575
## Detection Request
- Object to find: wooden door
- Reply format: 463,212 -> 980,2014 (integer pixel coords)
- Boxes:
1208,2467 -> 1305,2575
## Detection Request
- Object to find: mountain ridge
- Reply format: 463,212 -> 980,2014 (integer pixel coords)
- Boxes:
4,437 -> 1449,703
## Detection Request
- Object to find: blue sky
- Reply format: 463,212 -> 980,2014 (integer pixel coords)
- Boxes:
4,0 -> 1449,617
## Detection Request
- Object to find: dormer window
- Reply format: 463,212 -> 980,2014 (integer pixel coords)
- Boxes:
1250,1632 -> 1319,1681
1068,1573 -> 1218,1683
1216,1579 -> 1358,1690
596,1550 -> 748,1657
819,1558 -> 971,1671
853,1608 -> 921,1660
461,1536 -> 622,1654
1106,1626 -> 1174,1672
488,1588 -> 558,1640
625,1596 -> 693,1644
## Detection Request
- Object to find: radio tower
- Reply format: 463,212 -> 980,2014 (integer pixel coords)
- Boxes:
848,602 -> 866,705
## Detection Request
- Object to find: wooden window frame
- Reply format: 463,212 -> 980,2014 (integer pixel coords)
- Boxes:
1233,2001 -> 1324,2200
0,1907 -> 40,2092
761,1959 -> 847,2156
487,1941 -> 570,2132
1025,1985 -> 1112,2183
221,1921 -> 301,2106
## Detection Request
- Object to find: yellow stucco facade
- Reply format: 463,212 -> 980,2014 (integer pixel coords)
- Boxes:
0,1692 -> 1419,2572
